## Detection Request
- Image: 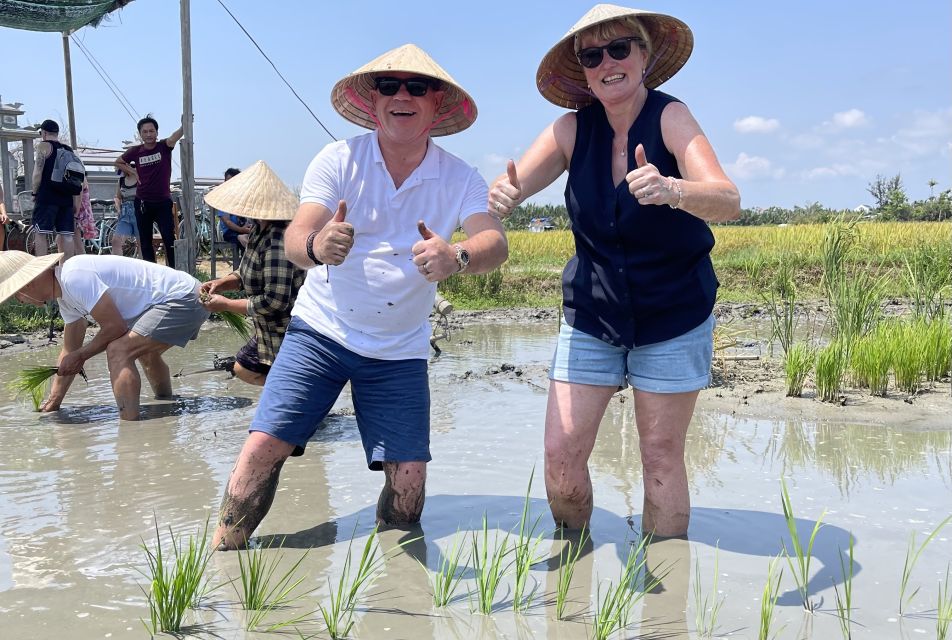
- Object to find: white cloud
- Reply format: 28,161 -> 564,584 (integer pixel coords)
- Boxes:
726,153 -> 784,180
802,164 -> 861,180
734,116 -> 780,134
787,133 -> 825,149
830,108 -> 869,129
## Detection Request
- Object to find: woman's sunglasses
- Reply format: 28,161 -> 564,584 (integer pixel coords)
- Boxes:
373,76 -> 441,97
577,36 -> 644,69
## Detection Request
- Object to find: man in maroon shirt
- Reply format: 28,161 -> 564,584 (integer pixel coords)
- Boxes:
115,115 -> 183,266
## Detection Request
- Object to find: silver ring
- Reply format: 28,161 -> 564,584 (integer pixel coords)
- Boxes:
423,262 -> 431,274
494,201 -> 501,212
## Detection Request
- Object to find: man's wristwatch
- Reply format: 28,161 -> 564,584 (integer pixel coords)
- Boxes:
453,243 -> 470,273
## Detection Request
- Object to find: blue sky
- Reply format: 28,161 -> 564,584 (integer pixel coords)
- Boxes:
2,0 -> 949,210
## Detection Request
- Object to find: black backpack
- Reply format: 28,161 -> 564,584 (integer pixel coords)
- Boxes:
50,144 -> 86,196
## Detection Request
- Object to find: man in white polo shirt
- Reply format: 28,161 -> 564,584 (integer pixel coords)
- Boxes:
213,44 -> 508,550
0,251 -> 208,419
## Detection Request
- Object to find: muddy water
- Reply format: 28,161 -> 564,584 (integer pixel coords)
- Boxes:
1,320 -> 950,638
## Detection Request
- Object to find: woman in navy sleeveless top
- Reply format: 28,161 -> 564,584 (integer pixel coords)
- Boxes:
490,5 -> 740,537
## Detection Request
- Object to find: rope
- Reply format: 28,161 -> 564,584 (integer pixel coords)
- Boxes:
213,0 -> 337,142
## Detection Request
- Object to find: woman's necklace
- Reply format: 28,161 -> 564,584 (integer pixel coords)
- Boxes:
615,89 -> 649,157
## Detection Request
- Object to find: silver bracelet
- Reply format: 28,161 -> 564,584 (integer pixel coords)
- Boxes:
668,177 -> 683,209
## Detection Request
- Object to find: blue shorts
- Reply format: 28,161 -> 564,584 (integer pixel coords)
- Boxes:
114,200 -> 139,237
32,202 -> 75,235
251,317 -> 431,469
549,314 -> 715,393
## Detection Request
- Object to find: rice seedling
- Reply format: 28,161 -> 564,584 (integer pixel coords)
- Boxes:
820,215 -> 859,296
780,477 -> 825,612
904,244 -> 952,321
420,530 -> 468,607
890,320 -> 925,395
555,525 -> 588,620
921,315 -> 952,383
784,343 -> 815,397
139,518 -> 216,634
850,327 -> 891,395
693,545 -> 725,638
938,564 -> 952,640
832,534 -> 855,639
8,365 -> 87,411
761,256 -> 798,357
899,515 -> 952,616
218,309 -> 252,341
758,556 -> 784,640
511,469 -> 546,612
470,514 -> 511,615
591,534 -> 665,640
234,537 -> 311,631
815,340 -> 846,403
318,525 -> 388,640
826,269 -> 884,345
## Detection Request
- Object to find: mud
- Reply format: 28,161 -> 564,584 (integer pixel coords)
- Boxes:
0,311 -> 949,638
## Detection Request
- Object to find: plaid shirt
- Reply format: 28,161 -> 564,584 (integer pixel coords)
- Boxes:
236,221 -> 306,365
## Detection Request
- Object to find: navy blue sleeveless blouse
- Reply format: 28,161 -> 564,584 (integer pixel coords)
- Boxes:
562,89 -> 718,348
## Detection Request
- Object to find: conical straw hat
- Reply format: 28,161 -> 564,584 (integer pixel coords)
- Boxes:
0,250 -> 63,305
331,43 -> 477,137
536,4 -> 693,109
203,161 -> 299,221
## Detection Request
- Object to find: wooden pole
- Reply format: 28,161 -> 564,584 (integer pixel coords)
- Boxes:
177,0 -> 197,274
61,33 -> 78,148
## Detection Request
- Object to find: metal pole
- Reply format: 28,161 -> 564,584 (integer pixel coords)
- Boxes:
177,0 -> 197,274
62,33 -> 78,148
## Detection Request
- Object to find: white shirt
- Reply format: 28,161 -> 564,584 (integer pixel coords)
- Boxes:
57,255 -> 199,324
294,131 -> 488,360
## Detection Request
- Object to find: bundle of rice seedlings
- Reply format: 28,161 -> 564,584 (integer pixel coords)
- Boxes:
8,366 -> 89,412
217,310 -> 252,342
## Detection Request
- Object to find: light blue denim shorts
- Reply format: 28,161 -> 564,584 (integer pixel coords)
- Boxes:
549,314 -> 715,393
114,200 -> 139,237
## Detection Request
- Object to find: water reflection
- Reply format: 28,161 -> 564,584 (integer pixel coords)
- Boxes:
0,321 -> 949,638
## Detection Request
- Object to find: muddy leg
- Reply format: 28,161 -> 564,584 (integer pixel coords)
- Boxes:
213,431 -> 295,550
376,461 -> 426,527
544,380 -> 614,529
634,389 -> 698,538
139,348 -> 173,398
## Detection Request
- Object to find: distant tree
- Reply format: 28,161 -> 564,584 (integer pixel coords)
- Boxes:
928,179 -> 938,199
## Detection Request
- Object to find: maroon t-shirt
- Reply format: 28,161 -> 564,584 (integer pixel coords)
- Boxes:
121,139 -> 174,202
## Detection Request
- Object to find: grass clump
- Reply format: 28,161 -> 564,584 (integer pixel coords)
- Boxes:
890,320 -> 925,394
784,343 -> 815,397
139,518 -> 216,634
850,326 -> 891,395
694,545 -> 726,637
815,340 -> 846,403
318,525 -> 388,640
758,556 -> 784,640
511,469 -> 545,612
234,538 -> 311,631
832,534 -> 855,639
921,315 -> 952,383
470,514 -> 510,614
421,530 -> 467,607
591,534 -> 665,640
780,478 -> 825,612
899,515 -> 952,616
555,526 -> 588,620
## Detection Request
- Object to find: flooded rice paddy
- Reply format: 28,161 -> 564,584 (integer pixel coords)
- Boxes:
0,317 -> 950,638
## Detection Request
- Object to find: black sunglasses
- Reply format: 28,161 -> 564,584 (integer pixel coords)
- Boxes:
577,36 -> 644,69
373,76 -> 440,97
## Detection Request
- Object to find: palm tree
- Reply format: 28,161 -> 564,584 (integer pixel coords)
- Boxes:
928,179 -> 937,199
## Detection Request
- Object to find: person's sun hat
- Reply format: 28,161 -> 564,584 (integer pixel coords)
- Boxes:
536,4 -> 693,110
203,160 -> 299,221
0,251 -> 63,305
330,43 -> 477,137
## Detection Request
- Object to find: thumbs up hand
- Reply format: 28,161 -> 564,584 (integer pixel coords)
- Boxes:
412,219 -> 450,282
314,199 -> 354,265
625,144 -> 676,207
487,159 -> 523,219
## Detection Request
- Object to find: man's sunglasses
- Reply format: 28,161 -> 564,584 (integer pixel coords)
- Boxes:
373,76 -> 441,97
577,37 -> 644,69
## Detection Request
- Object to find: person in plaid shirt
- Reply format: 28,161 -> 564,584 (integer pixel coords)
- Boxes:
200,161 -> 305,385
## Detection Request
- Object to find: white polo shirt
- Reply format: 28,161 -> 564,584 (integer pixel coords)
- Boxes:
294,131 -> 488,360
56,255 -> 199,324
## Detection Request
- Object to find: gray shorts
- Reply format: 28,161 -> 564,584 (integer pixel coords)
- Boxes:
129,294 -> 209,347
